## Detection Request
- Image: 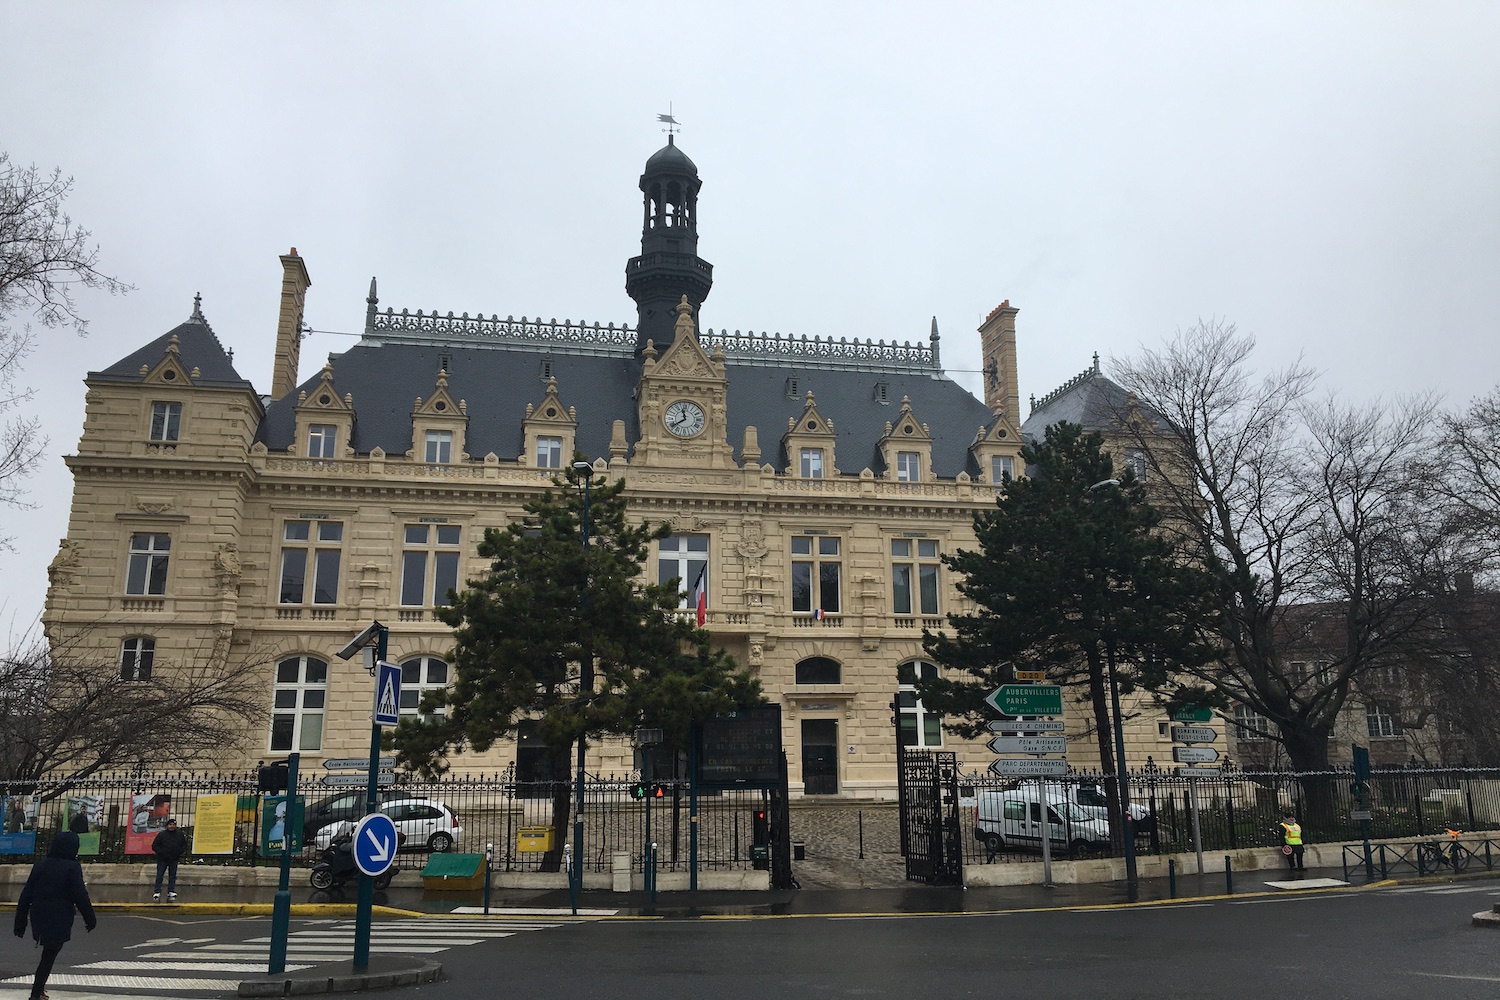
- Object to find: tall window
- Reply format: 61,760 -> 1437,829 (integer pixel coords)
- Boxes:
800,447 -> 824,479
536,436 -> 563,469
401,524 -> 462,606
270,656 -> 327,752
149,402 -> 181,442
1366,702 -> 1402,738
991,455 -> 1014,483
399,656 -> 450,719
1234,703 -> 1271,741
119,637 -> 155,681
658,534 -> 708,608
898,660 -> 943,748
891,538 -> 940,616
1126,448 -> 1148,482
308,424 -> 337,459
791,535 -> 841,615
125,533 -> 171,595
279,520 -> 343,605
895,452 -> 921,482
424,430 -> 453,463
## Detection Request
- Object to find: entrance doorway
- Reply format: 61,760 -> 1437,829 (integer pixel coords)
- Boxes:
801,719 -> 839,795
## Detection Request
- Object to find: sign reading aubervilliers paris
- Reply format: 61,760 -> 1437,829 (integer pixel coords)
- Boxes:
984,684 -> 1063,717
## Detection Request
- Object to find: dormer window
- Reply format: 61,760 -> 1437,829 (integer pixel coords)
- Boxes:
424,430 -> 453,464
896,452 -> 921,482
801,448 -> 824,479
308,424 -> 337,459
536,436 -> 563,469
991,455 -> 1014,483
150,402 -> 181,442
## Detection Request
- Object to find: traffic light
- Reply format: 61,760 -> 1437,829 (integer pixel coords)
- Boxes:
257,762 -> 288,794
651,783 -> 667,799
630,781 -> 648,800
752,809 -> 769,847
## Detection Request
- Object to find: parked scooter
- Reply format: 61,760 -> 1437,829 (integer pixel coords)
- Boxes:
309,828 -> 395,890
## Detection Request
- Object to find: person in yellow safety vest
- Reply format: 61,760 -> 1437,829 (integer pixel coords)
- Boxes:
1279,811 -> 1305,871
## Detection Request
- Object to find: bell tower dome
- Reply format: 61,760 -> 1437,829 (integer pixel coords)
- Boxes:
625,135 -> 714,355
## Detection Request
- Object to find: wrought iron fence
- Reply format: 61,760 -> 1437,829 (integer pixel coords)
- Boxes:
957,766 -> 1500,867
0,769 -> 770,875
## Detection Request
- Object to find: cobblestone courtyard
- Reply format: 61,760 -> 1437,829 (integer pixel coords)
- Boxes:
786,802 -> 910,888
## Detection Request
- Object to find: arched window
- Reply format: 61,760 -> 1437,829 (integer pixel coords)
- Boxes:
270,656 -> 327,752
399,656 -> 450,719
897,660 -> 942,749
795,657 -> 841,685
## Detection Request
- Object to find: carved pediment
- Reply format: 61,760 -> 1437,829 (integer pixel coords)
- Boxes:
140,335 -> 194,386
413,369 -> 466,421
295,362 -> 354,414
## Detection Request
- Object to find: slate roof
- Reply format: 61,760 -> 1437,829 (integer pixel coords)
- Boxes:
256,333 -> 997,478
91,297 -> 253,390
1021,358 -> 1172,442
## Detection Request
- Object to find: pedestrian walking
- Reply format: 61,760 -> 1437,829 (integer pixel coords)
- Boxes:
152,818 -> 188,900
13,830 -> 97,1000
1278,810 -> 1305,871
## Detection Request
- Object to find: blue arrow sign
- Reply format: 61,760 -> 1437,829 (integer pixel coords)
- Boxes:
352,812 -> 398,877
373,661 -> 402,727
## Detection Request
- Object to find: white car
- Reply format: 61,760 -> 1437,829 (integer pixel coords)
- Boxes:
974,788 -> 1112,855
313,798 -> 463,853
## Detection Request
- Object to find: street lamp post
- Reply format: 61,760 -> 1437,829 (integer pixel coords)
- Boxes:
570,460 -> 594,916
1090,478 -> 1138,884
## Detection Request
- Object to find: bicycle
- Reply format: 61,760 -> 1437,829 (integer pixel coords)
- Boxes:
1416,827 -> 1471,874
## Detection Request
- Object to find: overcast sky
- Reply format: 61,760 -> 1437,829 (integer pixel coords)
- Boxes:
2,1 -> 1497,630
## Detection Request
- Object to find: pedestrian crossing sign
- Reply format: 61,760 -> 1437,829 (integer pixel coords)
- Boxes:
374,660 -> 402,726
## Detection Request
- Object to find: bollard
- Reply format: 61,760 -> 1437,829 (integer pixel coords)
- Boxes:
1168,858 -> 1176,898
859,810 -> 865,860
1224,856 -> 1233,894
483,842 -> 493,915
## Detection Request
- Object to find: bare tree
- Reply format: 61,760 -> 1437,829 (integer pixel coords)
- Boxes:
1113,321 -> 1448,799
0,622 -> 268,797
0,153 -> 130,548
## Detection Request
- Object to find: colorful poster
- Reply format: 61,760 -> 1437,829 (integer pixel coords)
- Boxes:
126,792 -> 172,854
0,794 -> 40,855
65,794 -> 105,855
192,794 -> 237,855
259,794 -> 304,856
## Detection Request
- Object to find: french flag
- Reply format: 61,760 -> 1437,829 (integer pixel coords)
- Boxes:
690,565 -> 707,627
813,608 -> 825,621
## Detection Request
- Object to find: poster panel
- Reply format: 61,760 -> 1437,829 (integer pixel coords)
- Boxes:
192,794 -> 237,855
65,794 -> 105,855
0,794 -> 40,855
126,792 -> 172,854
259,795 -> 304,856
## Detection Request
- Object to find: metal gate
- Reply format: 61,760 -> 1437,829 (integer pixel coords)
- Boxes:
898,749 -> 963,886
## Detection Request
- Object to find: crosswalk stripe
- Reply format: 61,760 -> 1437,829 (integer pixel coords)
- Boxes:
80,960 -> 315,973
0,973 -> 240,990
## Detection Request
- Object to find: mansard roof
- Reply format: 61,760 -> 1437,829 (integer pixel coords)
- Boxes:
90,296 -> 252,390
1022,355 -> 1172,442
256,309 -> 993,476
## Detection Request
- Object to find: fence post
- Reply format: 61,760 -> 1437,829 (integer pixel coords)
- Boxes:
1224,855 -> 1233,894
1225,785 -> 1237,849
1415,794 -> 1425,837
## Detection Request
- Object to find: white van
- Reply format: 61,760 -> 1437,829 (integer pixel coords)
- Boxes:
1067,782 -> 1155,831
973,786 -> 1112,855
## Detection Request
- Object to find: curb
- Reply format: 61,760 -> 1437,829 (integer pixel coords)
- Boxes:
238,957 -> 443,996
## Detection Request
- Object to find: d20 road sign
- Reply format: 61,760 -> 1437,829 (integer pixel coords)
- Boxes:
987,736 -> 1067,755
352,812 -> 399,877
986,684 -> 1063,718
1172,746 -> 1221,764
323,757 -> 397,771
1014,670 -> 1047,682
986,719 -> 1066,733
1170,726 -> 1218,744
1177,767 -> 1221,779
373,660 -> 402,727
321,772 -> 397,787
989,758 -> 1069,777
1173,706 -> 1213,723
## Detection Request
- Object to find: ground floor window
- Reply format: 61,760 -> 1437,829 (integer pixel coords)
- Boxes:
897,660 -> 943,748
270,656 -> 327,752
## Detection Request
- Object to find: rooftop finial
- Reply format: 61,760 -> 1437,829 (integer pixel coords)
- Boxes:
657,104 -> 680,138
365,277 -> 379,336
190,292 -> 205,323
1093,352 -> 1100,372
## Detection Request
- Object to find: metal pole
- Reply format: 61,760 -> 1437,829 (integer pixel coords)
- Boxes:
353,626 -> 388,972
1189,777 -> 1204,875
268,752 -> 299,975
571,464 -> 592,916
689,723 -> 699,892
1106,638 -> 1137,883
1039,778 -> 1054,887
483,842 -> 493,915
643,745 -> 652,896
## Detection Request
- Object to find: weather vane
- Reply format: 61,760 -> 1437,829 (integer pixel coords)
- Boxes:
657,103 -> 681,136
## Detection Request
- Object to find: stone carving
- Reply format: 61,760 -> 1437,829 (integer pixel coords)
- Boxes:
47,539 -> 81,588
214,543 -> 242,593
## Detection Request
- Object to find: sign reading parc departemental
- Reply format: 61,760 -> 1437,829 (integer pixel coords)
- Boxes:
985,685 -> 1063,718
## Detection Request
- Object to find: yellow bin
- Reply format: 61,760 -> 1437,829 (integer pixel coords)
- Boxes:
517,825 -> 555,852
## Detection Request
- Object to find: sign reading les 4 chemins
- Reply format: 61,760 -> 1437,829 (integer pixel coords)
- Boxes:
696,705 -> 784,788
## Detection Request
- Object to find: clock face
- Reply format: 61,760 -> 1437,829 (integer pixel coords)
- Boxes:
664,400 -> 706,438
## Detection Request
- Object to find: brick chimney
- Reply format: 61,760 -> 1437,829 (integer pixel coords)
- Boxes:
271,248 -> 312,402
977,300 -> 1020,426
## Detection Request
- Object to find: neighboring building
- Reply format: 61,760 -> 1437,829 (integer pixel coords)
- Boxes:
43,136 -> 1050,797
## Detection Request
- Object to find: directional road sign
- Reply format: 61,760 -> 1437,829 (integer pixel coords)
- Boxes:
1177,767 -> 1221,778
1173,706 -> 1213,723
1172,746 -> 1221,764
986,719 -> 1066,733
987,736 -> 1067,755
323,757 -> 397,771
989,759 -> 1069,777
986,684 -> 1063,718
1014,670 -> 1048,682
352,812 -> 399,877
1170,726 -> 1218,744
321,772 -> 397,787
373,660 -> 402,727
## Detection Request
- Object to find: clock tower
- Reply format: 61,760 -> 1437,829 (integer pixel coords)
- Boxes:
634,297 -> 735,469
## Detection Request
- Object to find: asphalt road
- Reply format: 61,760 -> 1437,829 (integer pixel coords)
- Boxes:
4,879 -> 1499,999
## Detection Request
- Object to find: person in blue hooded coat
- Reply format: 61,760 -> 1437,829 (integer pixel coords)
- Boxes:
13,830 -> 97,1000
